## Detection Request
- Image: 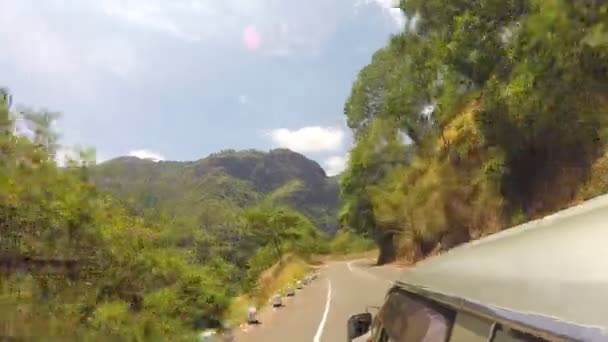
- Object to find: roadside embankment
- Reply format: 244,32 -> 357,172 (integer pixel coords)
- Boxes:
225,254 -> 311,327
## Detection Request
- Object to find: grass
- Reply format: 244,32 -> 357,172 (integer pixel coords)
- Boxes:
225,295 -> 251,327
224,249 -> 382,327
224,254 -> 311,327
256,255 -> 310,305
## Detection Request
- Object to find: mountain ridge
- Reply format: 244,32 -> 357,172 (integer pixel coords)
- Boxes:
91,148 -> 341,235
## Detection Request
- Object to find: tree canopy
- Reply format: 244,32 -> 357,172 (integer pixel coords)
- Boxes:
340,0 -> 608,263
0,90 -> 332,339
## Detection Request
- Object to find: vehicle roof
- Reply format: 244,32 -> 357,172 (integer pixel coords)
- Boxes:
396,193 -> 608,341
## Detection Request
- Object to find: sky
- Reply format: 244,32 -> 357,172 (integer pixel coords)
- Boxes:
0,0 -> 404,176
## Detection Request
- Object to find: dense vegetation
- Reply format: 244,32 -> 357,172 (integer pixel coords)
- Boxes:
91,149 -> 340,236
340,0 -> 608,264
0,89 -> 335,339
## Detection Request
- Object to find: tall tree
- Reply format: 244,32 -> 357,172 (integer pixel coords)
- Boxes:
20,109 -> 61,159
340,0 -> 608,264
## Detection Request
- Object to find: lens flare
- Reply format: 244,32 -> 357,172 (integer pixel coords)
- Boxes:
243,25 -> 261,50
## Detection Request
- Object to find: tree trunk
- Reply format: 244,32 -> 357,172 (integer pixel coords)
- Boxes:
376,232 -> 396,265
272,239 -> 282,262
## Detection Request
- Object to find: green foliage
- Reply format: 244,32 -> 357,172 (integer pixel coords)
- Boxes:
19,108 -> 62,159
243,246 -> 279,292
244,205 -> 322,261
339,112 -> 415,249
237,201 -> 329,294
0,91 -> 331,339
329,228 -> 375,255
341,0 -> 608,263
90,148 -> 340,235
264,179 -> 304,206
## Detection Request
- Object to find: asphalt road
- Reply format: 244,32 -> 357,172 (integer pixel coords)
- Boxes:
231,259 -> 402,342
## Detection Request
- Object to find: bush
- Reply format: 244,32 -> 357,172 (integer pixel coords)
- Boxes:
329,228 -> 376,255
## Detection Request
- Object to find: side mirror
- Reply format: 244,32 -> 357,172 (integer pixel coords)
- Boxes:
347,312 -> 372,341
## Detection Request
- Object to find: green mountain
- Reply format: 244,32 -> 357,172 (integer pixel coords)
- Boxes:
91,148 -> 340,235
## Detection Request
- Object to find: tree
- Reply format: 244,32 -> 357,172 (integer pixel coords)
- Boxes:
0,90 -> 237,339
341,0 -> 608,263
0,87 -> 12,133
20,109 -> 61,159
244,206 -> 304,261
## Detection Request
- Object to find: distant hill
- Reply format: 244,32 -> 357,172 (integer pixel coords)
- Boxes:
91,148 -> 341,234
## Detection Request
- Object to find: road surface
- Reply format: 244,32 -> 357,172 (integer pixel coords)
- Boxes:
231,259 -> 403,342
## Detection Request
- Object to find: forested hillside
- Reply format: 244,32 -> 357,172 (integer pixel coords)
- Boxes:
340,0 -> 608,264
0,90 -> 332,339
90,148 -> 340,235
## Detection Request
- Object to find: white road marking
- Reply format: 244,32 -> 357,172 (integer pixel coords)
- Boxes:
313,279 -> 332,342
347,260 -> 376,280
346,260 -> 355,272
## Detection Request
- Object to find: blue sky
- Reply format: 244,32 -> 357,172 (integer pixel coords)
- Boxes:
0,0 -> 403,176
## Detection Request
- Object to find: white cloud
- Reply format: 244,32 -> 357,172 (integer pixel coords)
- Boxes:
94,0 -> 347,54
238,94 -> 249,105
97,1 -> 202,42
0,4 -> 76,76
128,149 -> 165,162
0,0 -> 362,94
266,126 -> 345,153
0,0 -> 398,164
323,155 -> 349,176
0,1 -> 140,98
86,38 -> 138,79
357,0 -> 405,29
242,1 -> 362,58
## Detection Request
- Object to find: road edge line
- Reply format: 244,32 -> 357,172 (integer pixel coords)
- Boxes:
313,279 -> 332,342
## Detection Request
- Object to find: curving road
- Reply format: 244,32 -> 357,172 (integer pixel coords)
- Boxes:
231,259 -> 403,342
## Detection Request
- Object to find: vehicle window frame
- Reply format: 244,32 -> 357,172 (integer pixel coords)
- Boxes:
375,287 -> 456,342
491,323 -> 551,342
371,298 -> 389,341
449,310 -> 496,342
379,329 -> 390,342
370,322 -> 383,341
